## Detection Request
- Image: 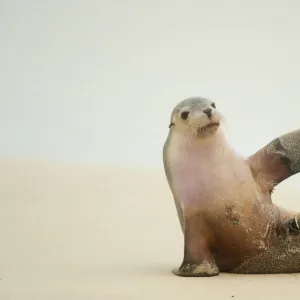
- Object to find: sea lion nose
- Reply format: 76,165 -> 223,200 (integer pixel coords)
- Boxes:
203,107 -> 212,118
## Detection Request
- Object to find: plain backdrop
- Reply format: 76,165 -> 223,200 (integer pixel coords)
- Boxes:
2,2 -> 300,299
1,0 -> 300,169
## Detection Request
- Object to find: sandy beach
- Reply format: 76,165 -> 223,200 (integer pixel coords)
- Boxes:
0,157 -> 299,299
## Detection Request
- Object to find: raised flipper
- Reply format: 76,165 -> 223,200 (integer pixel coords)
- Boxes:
248,129 -> 300,194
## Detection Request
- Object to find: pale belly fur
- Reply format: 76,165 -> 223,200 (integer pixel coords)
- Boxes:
165,132 -> 277,252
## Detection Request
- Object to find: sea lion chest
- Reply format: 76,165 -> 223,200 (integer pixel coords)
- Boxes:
166,137 -> 277,265
166,139 -> 258,213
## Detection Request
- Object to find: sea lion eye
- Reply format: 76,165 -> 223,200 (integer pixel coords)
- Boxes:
211,103 -> 216,109
181,111 -> 189,120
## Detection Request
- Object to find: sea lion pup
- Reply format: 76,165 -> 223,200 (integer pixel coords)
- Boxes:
163,97 -> 300,276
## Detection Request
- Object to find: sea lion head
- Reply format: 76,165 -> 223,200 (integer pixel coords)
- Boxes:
168,97 -> 223,138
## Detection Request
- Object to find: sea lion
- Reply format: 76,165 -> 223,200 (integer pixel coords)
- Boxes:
163,96 -> 300,276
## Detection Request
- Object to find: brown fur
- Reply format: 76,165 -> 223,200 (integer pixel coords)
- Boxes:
232,234 -> 300,274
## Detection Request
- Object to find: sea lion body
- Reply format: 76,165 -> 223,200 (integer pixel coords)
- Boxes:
163,97 -> 300,276
165,128 -> 276,270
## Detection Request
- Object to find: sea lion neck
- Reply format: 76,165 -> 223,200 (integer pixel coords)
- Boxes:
167,128 -> 234,157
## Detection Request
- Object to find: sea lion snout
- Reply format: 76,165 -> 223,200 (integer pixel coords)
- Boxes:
203,107 -> 212,119
167,97 -> 223,139
188,106 -> 216,122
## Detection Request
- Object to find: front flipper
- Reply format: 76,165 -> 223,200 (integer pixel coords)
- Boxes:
172,262 -> 219,277
248,129 -> 300,193
172,213 -> 220,277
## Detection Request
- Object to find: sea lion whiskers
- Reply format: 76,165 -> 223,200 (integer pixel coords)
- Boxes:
216,112 -> 226,125
177,121 -> 202,149
187,124 -> 199,145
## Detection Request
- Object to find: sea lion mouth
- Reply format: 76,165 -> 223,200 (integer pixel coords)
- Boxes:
198,122 -> 220,136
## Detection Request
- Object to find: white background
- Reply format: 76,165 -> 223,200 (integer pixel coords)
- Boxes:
1,0 -> 300,168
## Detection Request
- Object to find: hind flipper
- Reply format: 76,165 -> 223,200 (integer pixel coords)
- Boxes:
275,205 -> 300,235
284,213 -> 300,236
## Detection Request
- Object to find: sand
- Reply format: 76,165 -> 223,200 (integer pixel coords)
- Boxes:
1,157 -> 300,300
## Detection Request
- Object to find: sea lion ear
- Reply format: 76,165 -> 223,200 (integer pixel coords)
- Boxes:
169,122 -> 175,128
248,129 -> 300,193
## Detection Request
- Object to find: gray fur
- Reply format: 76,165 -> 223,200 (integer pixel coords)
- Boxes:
265,129 -> 300,176
278,129 -> 300,173
169,97 -> 215,123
